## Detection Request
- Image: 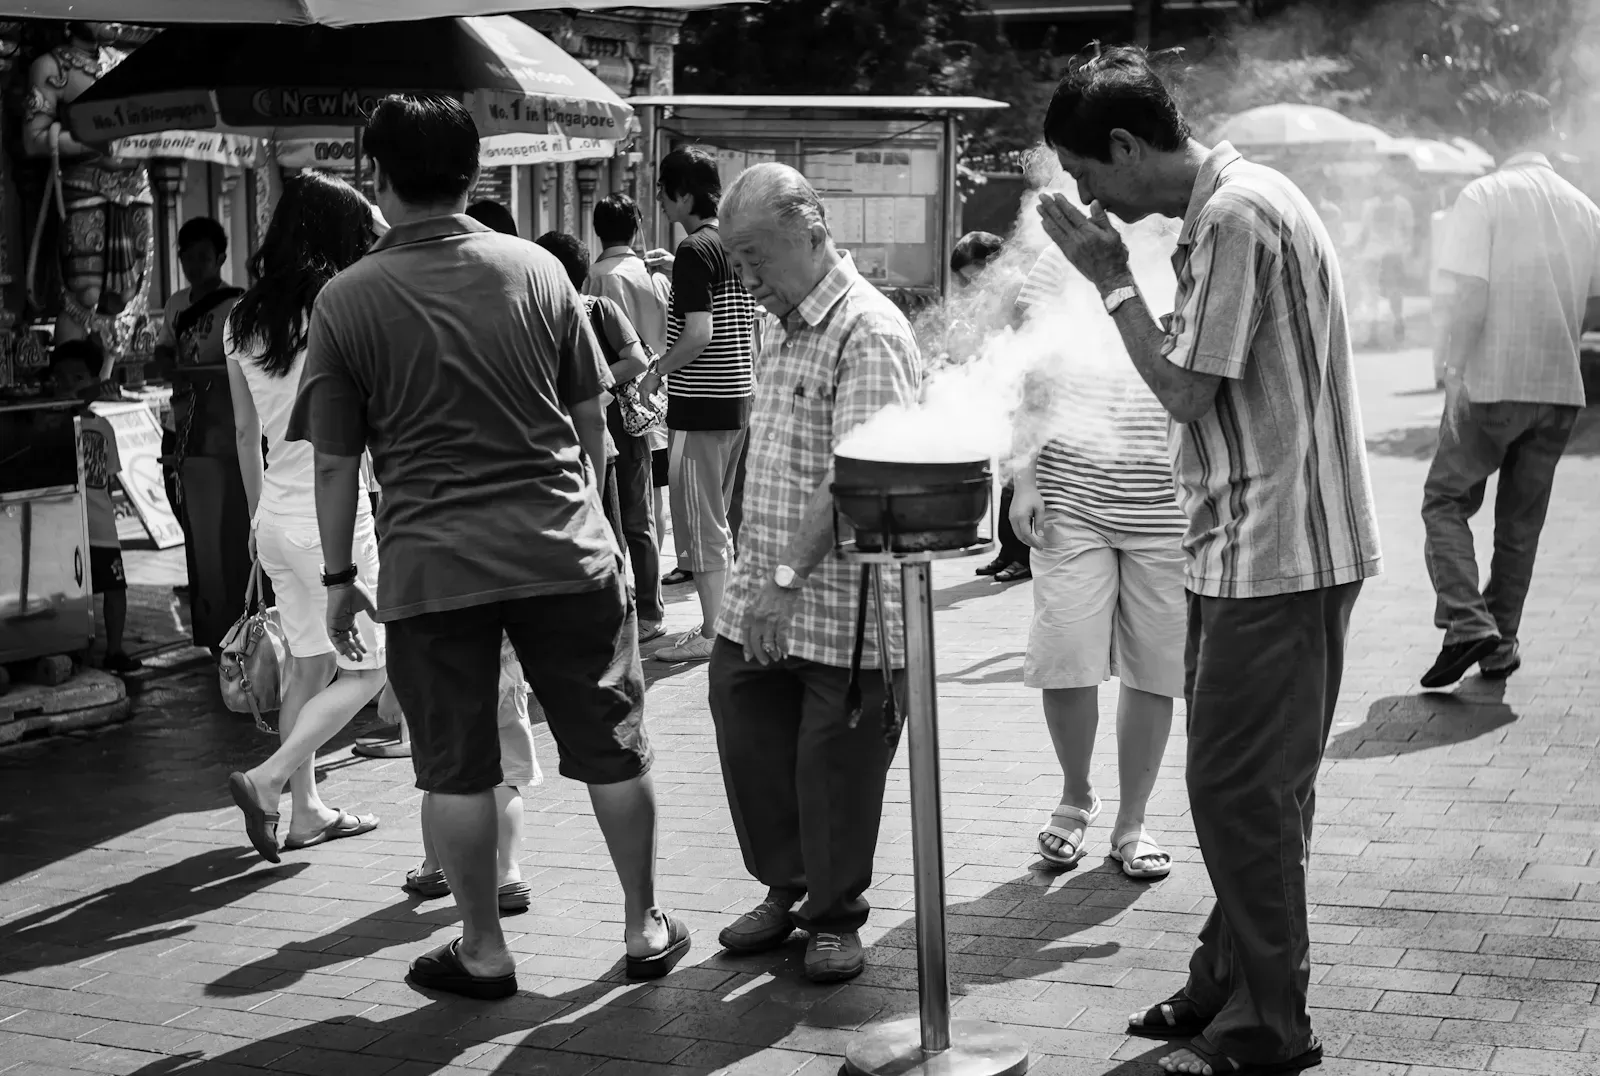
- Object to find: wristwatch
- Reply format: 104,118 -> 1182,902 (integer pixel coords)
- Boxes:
1103,284 -> 1140,315
321,564 -> 358,588
773,565 -> 805,589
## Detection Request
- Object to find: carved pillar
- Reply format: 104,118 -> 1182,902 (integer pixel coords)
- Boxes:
149,159 -> 186,304
576,163 -> 600,251
0,21 -> 24,338
559,163 -> 578,235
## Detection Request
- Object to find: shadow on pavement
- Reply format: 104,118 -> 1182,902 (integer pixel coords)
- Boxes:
109,867 -> 1159,1076
1366,404 -> 1600,459
0,847 -> 307,977
1326,681 -> 1518,759
943,652 -> 1027,686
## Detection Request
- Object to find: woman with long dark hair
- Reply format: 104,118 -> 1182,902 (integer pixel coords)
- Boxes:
222,172 -> 385,863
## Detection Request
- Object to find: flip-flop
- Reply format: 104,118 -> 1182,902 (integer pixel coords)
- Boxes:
1128,990 -> 1211,1039
403,866 -> 451,899
1036,793 -> 1101,867
1166,1035 -> 1323,1075
228,771 -> 281,865
406,938 -> 518,1000
498,881 -> 532,914
625,912 -> 692,980
1109,826 -> 1173,880
282,809 -> 379,850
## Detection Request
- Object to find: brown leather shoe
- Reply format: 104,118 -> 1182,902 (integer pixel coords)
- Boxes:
718,898 -> 796,953
804,930 -> 864,983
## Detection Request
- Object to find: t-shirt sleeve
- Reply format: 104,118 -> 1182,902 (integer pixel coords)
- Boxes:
833,317 -> 922,446
595,296 -> 642,363
286,299 -> 368,456
559,294 -> 607,406
671,237 -> 715,316
1016,246 -> 1070,311
1436,189 -> 1490,282
1161,205 -> 1274,380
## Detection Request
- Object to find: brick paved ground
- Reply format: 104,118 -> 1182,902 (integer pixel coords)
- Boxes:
3,344 -> 1598,1076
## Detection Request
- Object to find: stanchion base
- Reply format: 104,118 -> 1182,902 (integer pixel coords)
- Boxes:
844,1018 -> 1029,1076
352,738 -> 411,759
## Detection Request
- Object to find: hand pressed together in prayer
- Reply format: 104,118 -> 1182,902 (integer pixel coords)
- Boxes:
741,577 -> 802,666
325,580 -> 379,663
1038,193 -> 1133,294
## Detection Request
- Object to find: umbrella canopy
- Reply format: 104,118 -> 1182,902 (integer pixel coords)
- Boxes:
1384,136 -> 1488,177
0,0 -> 741,25
1216,104 -> 1394,153
66,16 -> 633,143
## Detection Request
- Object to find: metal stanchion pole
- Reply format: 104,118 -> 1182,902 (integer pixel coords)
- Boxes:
844,559 -> 1028,1076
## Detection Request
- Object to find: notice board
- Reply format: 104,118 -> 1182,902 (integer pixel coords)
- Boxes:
90,401 -> 183,550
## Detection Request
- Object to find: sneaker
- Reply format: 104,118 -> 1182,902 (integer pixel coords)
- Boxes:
655,630 -> 714,662
1420,636 -> 1501,689
805,930 -> 864,983
104,652 -> 143,674
638,620 -> 666,644
718,898 -> 797,953
662,568 -> 695,587
1479,639 -> 1522,680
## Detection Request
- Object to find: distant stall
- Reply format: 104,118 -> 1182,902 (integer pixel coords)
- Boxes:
629,95 -> 1007,309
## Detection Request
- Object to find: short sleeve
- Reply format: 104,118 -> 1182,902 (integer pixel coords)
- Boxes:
559,295 -> 606,407
1161,206 -> 1274,380
594,296 -> 642,362
286,299 -> 368,456
156,294 -> 179,348
833,317 -> 922,446
671,237 -> 714,315
1435,189 -> 1490,282
1016,246 -> 1070,311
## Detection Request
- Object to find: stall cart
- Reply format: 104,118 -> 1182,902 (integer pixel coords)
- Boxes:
629,95 -> 1007,309
0,398 -> 95,689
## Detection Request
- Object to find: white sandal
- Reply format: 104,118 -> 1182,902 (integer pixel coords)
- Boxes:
1036,794 -> 1102,867
1109,827 -> 1172,880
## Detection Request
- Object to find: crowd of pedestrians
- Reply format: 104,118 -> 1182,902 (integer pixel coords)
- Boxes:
130,43 -> 1599,1076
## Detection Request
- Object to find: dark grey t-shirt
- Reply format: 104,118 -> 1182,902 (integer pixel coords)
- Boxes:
286,214 -> 615,622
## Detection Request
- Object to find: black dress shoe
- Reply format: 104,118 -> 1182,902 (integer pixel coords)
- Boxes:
1421,636 -> 1501,689
661,567 -> 695,586
974,557 -> 1008,576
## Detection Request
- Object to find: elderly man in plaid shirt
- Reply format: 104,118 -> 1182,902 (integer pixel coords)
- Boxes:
707,162 -> 922,984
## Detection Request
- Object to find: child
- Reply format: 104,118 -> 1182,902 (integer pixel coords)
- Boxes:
51,340 -> 142,674
403,633 -> 541,912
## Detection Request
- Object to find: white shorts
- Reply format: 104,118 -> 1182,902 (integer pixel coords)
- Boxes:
497,633 -> 543,789
1023,514 -> 1186,698
254,511 -> 385,671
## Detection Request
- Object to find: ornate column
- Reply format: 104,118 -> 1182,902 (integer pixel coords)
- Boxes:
149,159 -> 186,305
576,163 -> 600,250
0,21 -> 23,354
559,163 -> 578,235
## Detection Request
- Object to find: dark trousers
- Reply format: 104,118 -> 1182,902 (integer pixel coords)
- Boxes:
607,427 -> 664,623
1182,581 -> 1362,1065
708,636 -> 904,933
996,483 -> 1031,568
1422,401 -> 1577,645
178,455 -> 253,649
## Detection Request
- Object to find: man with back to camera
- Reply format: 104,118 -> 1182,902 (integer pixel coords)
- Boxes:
287,94 -> 687,999
1034,46 -> 1380,1076
586,192 -> 672,641
1420,91 -> 1600,688
709,162 -> 920,984
639,146 -> 758,661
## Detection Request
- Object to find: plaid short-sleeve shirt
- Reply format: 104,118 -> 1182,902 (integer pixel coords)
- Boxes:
715,255 -> 922,669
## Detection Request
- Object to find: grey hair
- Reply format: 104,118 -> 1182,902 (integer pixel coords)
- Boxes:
722,162 -> 829,239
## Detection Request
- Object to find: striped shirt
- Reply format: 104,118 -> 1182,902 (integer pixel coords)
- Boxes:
666,223 -> 757,430
715,253 -> 922,669
1016,246 -> 1186,535
1162,142 -> 1381,598
1435,152 -> 1600,407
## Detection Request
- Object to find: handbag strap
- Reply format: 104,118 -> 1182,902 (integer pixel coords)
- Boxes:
241,559 -> 263,616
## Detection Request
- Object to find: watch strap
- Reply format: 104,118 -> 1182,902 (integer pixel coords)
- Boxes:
321,564 -> 358,587
1103,284 -> 1140,314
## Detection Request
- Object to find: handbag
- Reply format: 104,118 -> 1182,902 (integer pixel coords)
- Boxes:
616,366 -> 667,437
218,561 -> 288,735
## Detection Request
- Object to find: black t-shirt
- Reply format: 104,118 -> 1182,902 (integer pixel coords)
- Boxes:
665,223 -> 756,431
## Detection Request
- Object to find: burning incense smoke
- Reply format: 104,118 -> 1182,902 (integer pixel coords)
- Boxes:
837,147 -> 1180,471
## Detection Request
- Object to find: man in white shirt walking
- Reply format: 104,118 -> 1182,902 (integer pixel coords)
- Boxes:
1421,91 -> 1600,688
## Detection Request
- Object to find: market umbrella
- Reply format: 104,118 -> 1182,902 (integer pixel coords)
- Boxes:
0,0 -> 740,25
1216,104 -> 1395,154
1384,136 -> 1488,177
66,16 -> 633,144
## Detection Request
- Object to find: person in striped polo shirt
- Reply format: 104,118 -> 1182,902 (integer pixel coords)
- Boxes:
1035,47 -> 1381,1076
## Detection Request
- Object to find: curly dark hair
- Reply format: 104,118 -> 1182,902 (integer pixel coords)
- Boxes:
227,172 -> 377,379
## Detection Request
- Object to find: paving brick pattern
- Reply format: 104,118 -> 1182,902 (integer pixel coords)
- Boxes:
2,347 -> 1597,1076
